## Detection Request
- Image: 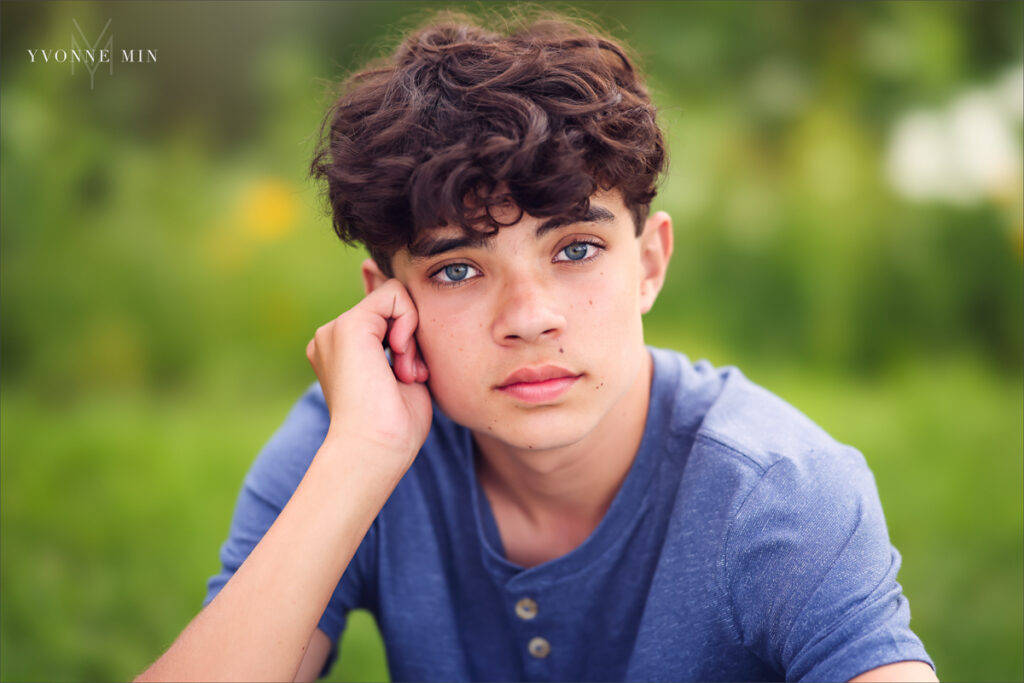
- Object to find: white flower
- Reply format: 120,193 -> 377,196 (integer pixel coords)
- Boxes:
885,65 -> 1023,205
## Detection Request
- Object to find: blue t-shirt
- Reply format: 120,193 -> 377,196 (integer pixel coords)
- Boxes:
205,347 -> 933,681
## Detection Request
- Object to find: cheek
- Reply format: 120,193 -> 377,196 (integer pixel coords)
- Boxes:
569,267 -> 641,328
414,303 -> 482,377
415,311 -> 492,421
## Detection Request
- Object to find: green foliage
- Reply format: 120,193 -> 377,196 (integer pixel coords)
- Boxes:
1,1 -> 1021,681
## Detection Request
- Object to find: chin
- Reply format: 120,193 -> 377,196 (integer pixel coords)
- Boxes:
488,412 -> 596,451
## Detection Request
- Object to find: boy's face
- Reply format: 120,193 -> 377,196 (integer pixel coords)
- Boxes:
372,190 -> 672,452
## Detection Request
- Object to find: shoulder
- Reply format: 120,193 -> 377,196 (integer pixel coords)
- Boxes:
650,351 -> 927,678
650,347 -> 883,576
650,347 -> 869,488
243,381 -> 331,506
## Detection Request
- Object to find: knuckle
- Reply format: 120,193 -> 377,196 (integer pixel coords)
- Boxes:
315,320 -> 337,339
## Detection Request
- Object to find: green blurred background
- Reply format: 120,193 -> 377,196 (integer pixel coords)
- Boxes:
1,1 -> 1021,681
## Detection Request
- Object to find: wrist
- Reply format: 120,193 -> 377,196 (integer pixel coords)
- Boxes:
317,427 -> 418,483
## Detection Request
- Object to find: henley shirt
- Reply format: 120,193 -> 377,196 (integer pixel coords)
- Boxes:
205,346 -> 933,681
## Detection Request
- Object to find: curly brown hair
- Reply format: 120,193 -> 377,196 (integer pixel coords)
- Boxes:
310,10 -> 666,275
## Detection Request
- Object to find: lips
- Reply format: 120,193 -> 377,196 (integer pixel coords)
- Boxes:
496,365 -> 582,403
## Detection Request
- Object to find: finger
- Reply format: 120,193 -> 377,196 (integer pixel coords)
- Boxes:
384,283 -> 419,355
354,279 -> 419,351
403,339 -> 429,384
392,344 -> 416,384
413,343 -> 429,382
392,332 -> 431,384
381,317 -> 395,351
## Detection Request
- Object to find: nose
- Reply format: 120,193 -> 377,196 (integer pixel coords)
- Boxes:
492,272 -> 566,345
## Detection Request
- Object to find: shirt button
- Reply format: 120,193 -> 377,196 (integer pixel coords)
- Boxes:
515,597 -> 538,620
528,636 -> 551,659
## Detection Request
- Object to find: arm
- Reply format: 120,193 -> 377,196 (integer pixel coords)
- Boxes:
851,660 -> 938,682
294,629 -> 333,683
137,280 -> 431,682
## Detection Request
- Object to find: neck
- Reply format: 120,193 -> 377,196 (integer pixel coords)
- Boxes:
473,349 -> 654,540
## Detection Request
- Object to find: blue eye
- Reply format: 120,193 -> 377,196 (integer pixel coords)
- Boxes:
555,242 -> 598,262
444,264 -> 470,280
431,262 -> 480,285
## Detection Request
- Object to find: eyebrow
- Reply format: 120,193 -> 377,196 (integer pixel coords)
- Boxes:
409,204 -> 617,260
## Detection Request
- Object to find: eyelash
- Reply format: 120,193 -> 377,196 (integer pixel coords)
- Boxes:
553,239 -> 604,264
429,262 -> 482,288
427,239 -> 605,288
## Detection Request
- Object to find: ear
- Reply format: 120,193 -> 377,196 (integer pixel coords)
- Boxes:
638,211 -> 674,314
360,258 -> 390,296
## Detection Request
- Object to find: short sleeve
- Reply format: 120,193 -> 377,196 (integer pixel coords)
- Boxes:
203,382 -> 374,676
724,447 -> 934,682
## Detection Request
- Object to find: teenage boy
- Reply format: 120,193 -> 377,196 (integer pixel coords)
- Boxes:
138,13 -> 936,683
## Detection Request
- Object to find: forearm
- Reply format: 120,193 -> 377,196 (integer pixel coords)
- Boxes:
137,437 -> 406,682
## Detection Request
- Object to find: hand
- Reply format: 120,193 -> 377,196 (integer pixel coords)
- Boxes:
137,282 -> 432,683
305,279 -> 433,471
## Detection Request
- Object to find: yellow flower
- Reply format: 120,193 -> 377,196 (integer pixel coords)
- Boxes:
238,178 -> 298,241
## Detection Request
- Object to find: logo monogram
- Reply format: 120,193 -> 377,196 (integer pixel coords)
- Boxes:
71,18 -> 113,90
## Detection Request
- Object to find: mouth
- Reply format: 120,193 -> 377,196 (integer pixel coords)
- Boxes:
496,365 -> 582,404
